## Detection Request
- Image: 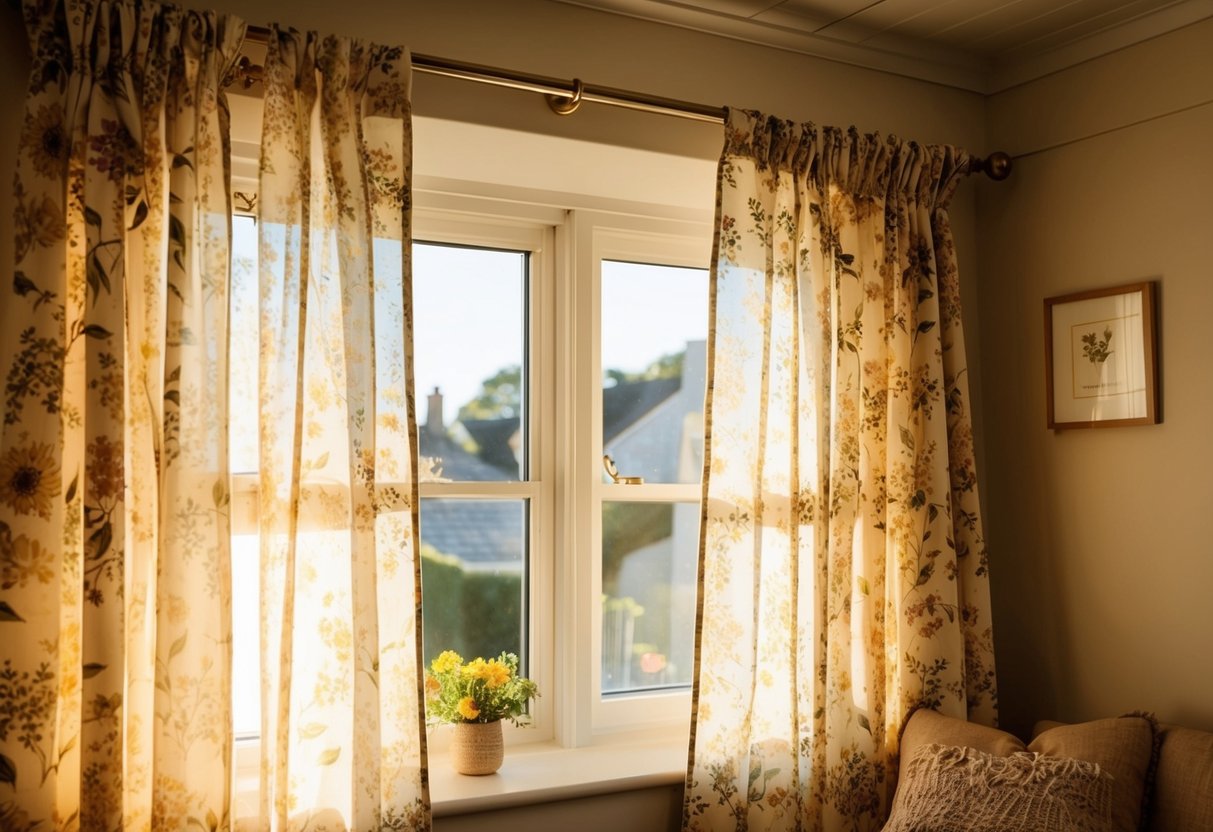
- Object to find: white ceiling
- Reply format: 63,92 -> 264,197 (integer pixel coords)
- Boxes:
557,0 -> 1213,91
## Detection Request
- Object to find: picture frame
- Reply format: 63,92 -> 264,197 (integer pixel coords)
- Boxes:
1044,281 -> 1159,430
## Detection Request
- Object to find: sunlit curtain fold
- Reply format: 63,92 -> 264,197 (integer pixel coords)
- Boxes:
1,0 -> 244,827
255,26 -> 429,830
684,110 -> 998,832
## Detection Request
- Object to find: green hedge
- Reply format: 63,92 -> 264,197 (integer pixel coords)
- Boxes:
420,544 -> 522,666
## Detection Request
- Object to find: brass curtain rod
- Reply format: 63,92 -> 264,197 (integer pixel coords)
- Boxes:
236,24 -> 1012,181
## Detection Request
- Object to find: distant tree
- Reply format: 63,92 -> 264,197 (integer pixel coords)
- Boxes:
458,364 -> 521,421
603,349 -> 684,387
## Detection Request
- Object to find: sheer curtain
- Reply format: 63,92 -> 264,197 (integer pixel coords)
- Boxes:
684,110 -> 998,832
254,27 -> 429,830
1,0 -> 243,827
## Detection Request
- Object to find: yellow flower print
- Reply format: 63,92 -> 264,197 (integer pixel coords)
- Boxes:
431,650 -> 462,674
23,104 -> 67,180
0,441 -> 60,519
1,533 -> 54,588
457,696 -> 480,720
14,188 -> 64,260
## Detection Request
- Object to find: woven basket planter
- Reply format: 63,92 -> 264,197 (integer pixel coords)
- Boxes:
451,720 -> 504,775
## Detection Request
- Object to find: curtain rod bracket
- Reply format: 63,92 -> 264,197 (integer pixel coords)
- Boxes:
546,78 -> 583,116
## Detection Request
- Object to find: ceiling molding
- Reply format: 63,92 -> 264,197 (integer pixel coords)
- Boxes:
986,0 -> 1213,92
554,0 -> 1213,94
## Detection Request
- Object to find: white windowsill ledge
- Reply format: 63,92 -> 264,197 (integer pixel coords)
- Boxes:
429,731 -> 687,817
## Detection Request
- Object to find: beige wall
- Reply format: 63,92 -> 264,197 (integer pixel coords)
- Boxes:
978,19 -> 1213,738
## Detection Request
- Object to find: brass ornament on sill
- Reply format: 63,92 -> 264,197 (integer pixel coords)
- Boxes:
603,454 -> 643,485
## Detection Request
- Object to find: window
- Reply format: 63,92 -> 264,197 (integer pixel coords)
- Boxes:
410,214 -> 557,745
567,215 -> 709,735
228,195 -> 710,751
413,242 -> 529,668
599,260 -> 707,698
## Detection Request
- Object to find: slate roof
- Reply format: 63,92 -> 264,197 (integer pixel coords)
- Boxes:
602,378 -> 680,443
418,433 -> 512,481
419,499 -> 523,568
460,417 -> 522,476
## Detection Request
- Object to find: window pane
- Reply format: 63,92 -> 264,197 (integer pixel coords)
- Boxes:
414,244 -> 527,482
420,499 -> 526,667
230,215 -> 258,474
231,532 -> 260,737
601,501 -> 697,694
601,261 -> 707,484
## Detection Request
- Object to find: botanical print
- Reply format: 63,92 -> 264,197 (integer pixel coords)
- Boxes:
253,27 -> 429,831
684,110 -> 997,832
1082,327 -> 1114,365
1070,317 -> 1130,400
1,0 -> 244,828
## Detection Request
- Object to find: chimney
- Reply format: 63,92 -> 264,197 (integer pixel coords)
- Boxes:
426,387 -> 444,438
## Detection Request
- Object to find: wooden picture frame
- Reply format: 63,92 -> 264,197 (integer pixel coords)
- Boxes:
1044,281 -> 1159,430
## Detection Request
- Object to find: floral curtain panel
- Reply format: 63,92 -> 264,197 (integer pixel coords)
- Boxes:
254,27 -> 429,830
684,110 -> 998,832
1,0 -> 244,828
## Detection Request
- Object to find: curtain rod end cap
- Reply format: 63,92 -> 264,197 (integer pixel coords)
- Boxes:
979,151 -> 1013,181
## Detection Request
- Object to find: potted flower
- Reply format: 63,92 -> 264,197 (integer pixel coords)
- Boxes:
424,650 -> 538,775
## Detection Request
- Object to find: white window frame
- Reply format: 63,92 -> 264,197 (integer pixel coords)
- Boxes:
412,198 -> 559,753
561,210 -> 712,744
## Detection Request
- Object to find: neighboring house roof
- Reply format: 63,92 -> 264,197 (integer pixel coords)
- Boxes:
418,433 -> 511,481
460,416 -> 521,475
603,377 -> 680,443
419,499 -> 523,568
417,430 -> 523,567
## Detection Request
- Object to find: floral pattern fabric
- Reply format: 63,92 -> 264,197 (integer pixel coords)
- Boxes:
252,27 -> 429,831
1,0 -> 244,828
683,110 -> 998,832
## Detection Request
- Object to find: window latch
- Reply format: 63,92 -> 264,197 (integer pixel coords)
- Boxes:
603,454 -> 644,485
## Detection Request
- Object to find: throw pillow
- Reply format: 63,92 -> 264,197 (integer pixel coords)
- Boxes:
1031,716 -> 1158,832
882,743 -> 1114,832
893,709 -> 1158,832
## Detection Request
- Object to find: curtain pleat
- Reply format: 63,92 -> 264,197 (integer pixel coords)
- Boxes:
254,26 -> 428,831
684,109 -> 997,832
1,0 -> 244,828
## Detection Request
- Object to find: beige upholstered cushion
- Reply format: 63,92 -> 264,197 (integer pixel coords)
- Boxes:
894,710 -> 1156,832
883,743 -> 1114,832
899,707 -> 1027,764
1031,716 -> 1157,832
1147,724 -> 1213,832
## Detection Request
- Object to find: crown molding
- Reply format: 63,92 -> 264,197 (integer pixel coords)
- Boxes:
555,0 -> 1213,94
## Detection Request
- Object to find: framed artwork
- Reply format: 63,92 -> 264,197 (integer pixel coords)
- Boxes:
1044,281 -> 1159,429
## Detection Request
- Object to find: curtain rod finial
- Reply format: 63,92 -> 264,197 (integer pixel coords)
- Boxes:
977,150 -> 1013,181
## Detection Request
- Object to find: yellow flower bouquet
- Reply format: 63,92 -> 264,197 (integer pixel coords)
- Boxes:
424,650 -> 538,725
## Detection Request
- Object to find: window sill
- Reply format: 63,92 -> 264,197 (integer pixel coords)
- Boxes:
429,728 -> 688,817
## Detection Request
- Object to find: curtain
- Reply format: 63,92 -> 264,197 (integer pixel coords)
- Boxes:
1,0 -> 244,828
254,27 -> 429,830
684,110 -> 998,832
